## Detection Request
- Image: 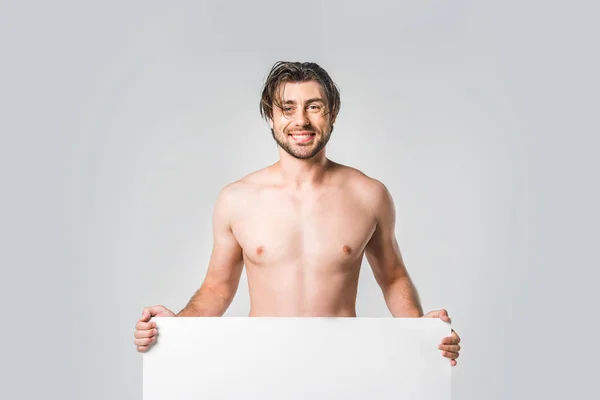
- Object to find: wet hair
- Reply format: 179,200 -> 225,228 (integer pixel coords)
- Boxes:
259,61 -> 341,124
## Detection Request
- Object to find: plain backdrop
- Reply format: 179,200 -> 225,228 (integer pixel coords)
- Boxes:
1,1 -> 598,399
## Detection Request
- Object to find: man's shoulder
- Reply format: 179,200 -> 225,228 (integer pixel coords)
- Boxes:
332,163 -> 393,219
215,166 -> 272,205
216,178 -> 254,204
335,163 -> 388,197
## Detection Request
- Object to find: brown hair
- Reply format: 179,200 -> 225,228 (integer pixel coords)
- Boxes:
259,61 -> 341,124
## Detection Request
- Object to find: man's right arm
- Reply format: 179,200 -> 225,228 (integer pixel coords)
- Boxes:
176,184 -> 244,317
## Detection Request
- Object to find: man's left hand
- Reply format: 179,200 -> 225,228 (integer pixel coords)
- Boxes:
423,309 -> 461,366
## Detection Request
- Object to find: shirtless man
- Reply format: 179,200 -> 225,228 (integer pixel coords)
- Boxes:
133,61 -> 461,366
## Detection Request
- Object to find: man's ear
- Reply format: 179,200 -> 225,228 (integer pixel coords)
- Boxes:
268,118 -> 274,129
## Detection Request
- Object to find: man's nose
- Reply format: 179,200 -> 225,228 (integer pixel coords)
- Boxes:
292,109 -> 310,126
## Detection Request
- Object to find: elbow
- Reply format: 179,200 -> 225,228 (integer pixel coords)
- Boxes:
203,282 -> 236,303
377,271 -> 408,294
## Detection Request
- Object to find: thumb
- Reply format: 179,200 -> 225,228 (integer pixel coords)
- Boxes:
423,309 -> 450,321
140,307 -> 152,322
140,305 -> 163,322
140,305 -> 173,321
140,308 -> 151,322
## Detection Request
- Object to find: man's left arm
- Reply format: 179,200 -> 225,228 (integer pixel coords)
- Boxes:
364,180 -> 461,365
364,181 -> 422,317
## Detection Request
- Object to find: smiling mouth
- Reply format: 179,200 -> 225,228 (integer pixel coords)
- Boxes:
288,131 -> 315,135
288,132 -> 316,143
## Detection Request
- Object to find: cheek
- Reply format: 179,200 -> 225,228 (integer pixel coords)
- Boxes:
311,115 -> 330,130
273,119 -> 288,134
280,117 -> 294,130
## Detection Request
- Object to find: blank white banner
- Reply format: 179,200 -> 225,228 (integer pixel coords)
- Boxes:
143,317 -> 451,400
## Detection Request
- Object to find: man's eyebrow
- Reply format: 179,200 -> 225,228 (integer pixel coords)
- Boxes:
282,98 -> 325,105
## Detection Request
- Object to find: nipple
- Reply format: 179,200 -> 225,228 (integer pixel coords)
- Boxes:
343,245 -> 352,254
256,246 -> 264,255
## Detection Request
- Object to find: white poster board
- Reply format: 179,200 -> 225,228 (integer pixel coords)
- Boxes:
143,317 -> 451,400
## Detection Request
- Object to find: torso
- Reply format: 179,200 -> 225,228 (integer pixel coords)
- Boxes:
228,162 -> 380,317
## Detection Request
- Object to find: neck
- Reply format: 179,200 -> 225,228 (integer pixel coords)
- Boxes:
274,148 -> 331,190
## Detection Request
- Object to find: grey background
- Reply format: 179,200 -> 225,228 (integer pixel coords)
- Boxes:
1,1 -> 598,399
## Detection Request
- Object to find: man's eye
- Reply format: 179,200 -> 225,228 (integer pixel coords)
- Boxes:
283,107 -> 293,112
308,105 -> 321,111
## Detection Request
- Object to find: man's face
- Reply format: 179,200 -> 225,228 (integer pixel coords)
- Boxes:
269,81 -> 334,160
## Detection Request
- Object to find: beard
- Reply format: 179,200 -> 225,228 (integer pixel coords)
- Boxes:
271,125 -> 334,160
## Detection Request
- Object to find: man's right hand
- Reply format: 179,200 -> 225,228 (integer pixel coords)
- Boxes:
134,305 -> 176,353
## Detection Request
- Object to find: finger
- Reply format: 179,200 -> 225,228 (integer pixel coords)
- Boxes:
424,309 -> 443,318
438,344 -> 461,352
137,345 -> 150,353
441,351 -> 459,360
146,305 -> 168,318
140,308 -> 151,322
134,337 -> 157,346
439,309 -> 451,323
136,320 -> 157,330
134,328 -> 157,339
442,336 -> 460,345
450,359 -> 457,366
451,329 -> 460,342
140,306 -> 166,322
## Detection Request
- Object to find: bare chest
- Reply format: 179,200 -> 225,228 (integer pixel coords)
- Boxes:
232,190 -> 376,267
